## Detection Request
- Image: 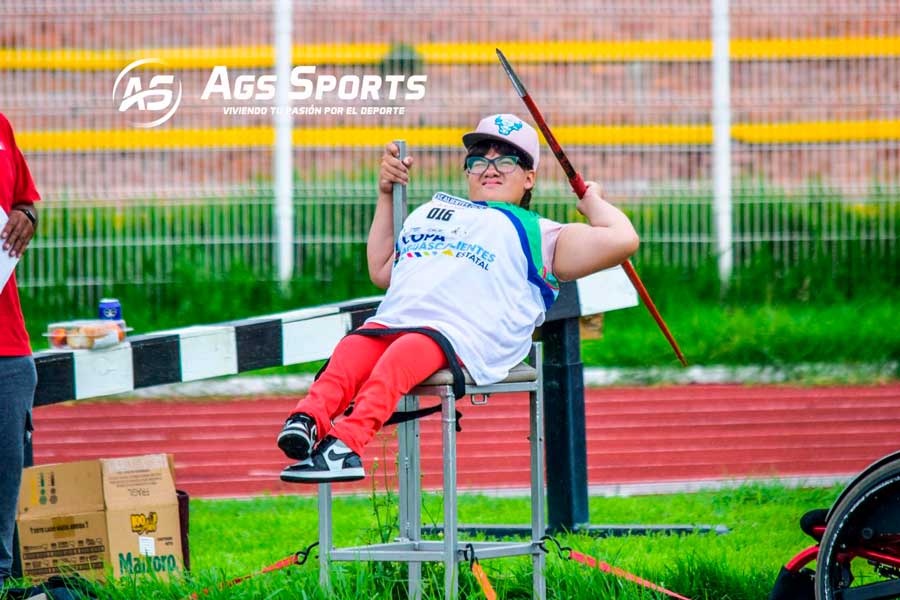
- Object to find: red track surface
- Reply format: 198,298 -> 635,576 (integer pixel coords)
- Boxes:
31,384 -> 900,498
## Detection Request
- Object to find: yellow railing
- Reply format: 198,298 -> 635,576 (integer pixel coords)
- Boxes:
2,36 -> 899,70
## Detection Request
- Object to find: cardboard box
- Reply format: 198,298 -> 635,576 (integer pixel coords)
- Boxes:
17,454 -> 183,582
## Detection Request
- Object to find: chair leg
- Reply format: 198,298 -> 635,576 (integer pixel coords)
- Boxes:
318,482 -> 332,592
530,345 -> 547,600
399,394 -> 422,600
441,385 -> 459,599
531,386 -> 547,600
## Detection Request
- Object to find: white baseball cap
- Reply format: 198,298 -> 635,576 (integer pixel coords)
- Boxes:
462,113 -> 540,170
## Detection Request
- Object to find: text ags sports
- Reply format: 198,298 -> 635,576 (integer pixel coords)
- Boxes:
201,66 -> 427,101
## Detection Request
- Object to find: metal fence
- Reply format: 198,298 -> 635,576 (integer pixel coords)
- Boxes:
3,0 -> 898,306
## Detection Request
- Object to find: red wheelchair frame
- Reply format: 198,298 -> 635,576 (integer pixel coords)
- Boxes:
771,450 -> 900,600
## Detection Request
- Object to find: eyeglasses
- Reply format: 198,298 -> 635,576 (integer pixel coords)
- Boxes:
465,155 -> 521,175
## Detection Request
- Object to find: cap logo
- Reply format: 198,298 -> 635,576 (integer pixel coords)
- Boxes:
494,115 -> 523,136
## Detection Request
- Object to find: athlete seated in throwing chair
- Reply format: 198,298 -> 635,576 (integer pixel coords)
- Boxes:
277,113 -> 640,483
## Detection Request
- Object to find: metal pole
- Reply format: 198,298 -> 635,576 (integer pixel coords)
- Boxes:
391,140 -> 418,597
530,343 -> 547,600
274,0 -> 294,284
442,386 -> 459,599
318,483 -> 332,591
392,140 -> 407,243
712,0 -> 733,289
398,395 -> 422,600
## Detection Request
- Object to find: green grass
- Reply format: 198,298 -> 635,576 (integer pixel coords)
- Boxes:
10,483 -> 843,598
582,296 -> 900,370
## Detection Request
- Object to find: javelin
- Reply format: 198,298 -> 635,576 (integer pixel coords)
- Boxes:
497,48 -> 688,367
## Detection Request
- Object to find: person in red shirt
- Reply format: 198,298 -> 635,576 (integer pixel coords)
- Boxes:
0,112 -> 40,587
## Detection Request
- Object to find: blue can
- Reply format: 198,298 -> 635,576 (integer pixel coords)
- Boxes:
99,298 -> 122,321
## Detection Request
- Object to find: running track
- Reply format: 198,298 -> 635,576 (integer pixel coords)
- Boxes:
30,384 -> 900,498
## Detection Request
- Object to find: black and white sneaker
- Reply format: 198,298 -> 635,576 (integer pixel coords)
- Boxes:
277,413 -> 317,460
280,436 -> 365,483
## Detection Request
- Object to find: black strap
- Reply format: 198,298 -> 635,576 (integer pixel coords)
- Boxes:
315,327 -> 467,429
341,401 -> 463,432
384,405 -> 464,432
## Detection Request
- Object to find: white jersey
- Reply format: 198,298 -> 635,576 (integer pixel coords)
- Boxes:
367,192 -> 563,385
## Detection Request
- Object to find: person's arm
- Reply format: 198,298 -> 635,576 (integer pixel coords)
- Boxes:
2,202 -> 38,258
551,181 -> 639,281
1,120 -> 41,258
367,142 -> 413,289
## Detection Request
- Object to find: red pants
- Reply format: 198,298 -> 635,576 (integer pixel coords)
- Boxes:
291,323 -> 448,455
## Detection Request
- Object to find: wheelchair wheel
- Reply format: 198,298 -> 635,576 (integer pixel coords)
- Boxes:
815,457 -> 900,600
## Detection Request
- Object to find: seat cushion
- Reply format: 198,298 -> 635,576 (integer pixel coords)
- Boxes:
417,361 -> 537,386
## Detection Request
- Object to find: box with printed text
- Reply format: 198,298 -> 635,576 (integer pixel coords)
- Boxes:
17,454 -> 183,582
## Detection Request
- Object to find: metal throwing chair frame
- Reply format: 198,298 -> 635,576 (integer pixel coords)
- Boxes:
317,342 -> 547,599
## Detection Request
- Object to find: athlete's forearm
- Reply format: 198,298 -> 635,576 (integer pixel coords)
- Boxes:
367,190 -> 395,288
